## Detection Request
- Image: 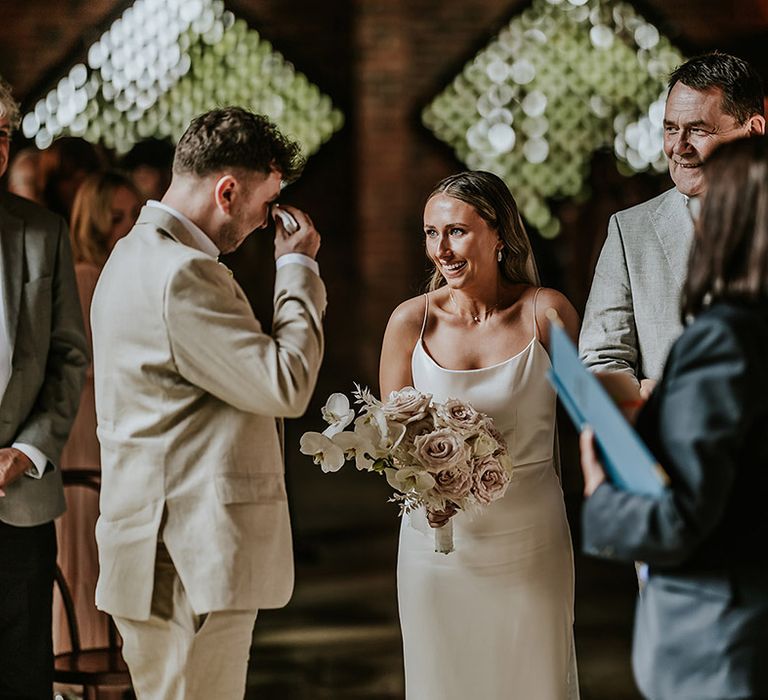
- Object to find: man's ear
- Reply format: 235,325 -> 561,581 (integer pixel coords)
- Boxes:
747,113 -> 766,136
214,175 -> 237,215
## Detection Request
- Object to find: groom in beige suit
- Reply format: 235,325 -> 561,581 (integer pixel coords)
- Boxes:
91,108 -> 326,699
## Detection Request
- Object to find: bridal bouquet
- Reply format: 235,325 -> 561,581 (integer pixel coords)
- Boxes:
299,385 -> 512,553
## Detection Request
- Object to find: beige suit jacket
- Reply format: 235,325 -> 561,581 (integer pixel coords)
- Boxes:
91,205 -> 326,620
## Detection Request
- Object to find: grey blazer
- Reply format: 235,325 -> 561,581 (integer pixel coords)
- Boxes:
0,192 -> 88,526
579,187 -> 693,382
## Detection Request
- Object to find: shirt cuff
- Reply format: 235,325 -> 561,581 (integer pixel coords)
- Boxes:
13,442 -> 50,479
276,253 -> 320,277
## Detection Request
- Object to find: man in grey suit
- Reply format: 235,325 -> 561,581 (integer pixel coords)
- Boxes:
0,77 -> 88,699
91,108 -> 326,699
579,53 -> 765,392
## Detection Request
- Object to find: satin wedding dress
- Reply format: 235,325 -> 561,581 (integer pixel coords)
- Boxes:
397,291 -> 579,699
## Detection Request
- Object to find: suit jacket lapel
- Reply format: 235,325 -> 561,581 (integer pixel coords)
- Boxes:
0,201 -> 24,351
649,189 -> 694,289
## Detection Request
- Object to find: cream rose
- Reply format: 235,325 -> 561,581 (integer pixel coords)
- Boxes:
382,386 -> 433,424
413,428 -> 470,473
472,455 -> 511,505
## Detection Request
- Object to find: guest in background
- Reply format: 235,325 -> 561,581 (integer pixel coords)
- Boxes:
37,136 -> 103,219
119,137 -> 175,202
53,171 -> 142,654
580,136 -> 768,700
579,52 -> 765,397
0,74 -> 88,700
7,147 -> 42,203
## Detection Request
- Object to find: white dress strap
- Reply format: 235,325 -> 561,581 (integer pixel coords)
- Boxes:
420,294 -> 429,340
532,287 -> 543,340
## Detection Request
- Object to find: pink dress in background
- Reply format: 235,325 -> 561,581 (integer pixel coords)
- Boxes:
53,261 -> 111,652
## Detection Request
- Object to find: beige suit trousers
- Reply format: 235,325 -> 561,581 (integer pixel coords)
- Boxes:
114,544 -> 258,700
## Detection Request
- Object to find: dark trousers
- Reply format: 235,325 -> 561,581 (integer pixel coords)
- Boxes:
0,520 -> 56,700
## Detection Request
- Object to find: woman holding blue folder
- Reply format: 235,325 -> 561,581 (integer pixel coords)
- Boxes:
580,136 -> 768,700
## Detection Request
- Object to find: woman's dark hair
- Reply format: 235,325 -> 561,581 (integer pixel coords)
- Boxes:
682,135 -> 768,318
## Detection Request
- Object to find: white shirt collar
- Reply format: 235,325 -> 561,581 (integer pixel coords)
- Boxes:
146,200 -> 220,259
682,193 -> 701,219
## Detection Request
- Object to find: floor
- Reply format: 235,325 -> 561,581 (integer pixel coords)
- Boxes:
245,523 -> 643,700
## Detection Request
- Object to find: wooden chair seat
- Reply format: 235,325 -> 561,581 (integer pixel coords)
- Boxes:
55,469 -> 133,698
54,647 -> 130,685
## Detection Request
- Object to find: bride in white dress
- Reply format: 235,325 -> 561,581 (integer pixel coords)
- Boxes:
379,171 -> 580,700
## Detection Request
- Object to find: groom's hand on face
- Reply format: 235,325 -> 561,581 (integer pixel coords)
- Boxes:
274,205 -> 321,260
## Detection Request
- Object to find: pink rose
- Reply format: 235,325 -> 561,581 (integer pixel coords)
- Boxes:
397,415 -> 436,454
435,398 -> 485,433
382,387 -> 433,424
431,466 -> 473,503
413,428 -> 470,473
472,455 -> 511,505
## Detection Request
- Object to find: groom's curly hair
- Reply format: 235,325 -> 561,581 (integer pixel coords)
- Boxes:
173,107 -> 304,183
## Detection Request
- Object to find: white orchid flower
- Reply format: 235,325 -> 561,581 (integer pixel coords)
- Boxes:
299,431 -> 345,473
384,466 -> 436,494
320,393 -> 356,437
356,408 -> 406,454
332,431 -> 376,471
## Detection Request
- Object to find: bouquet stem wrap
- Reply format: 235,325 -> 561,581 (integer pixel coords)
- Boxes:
434,519 -> 454,554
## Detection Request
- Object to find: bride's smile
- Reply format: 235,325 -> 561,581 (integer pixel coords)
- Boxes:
423,193 -> 501,290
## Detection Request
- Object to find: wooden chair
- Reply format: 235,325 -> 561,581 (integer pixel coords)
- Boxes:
54,469 -> 132,700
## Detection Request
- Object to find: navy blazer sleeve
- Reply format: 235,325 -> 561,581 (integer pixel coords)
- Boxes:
581,310 -> 756,567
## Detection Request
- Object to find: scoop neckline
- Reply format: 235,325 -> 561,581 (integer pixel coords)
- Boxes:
416,336 -> 542,373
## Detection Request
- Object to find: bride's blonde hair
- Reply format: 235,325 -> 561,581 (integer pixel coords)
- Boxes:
425,171 -> 540,291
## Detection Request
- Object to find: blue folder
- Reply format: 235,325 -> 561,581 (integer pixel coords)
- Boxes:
547,315 -> 669,498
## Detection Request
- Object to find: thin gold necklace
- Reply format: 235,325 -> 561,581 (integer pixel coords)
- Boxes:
448,289 -> 496,324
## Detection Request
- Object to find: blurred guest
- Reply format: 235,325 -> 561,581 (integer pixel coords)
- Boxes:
37,136 -> 102,219
53,171 -> 142,654
119,137 -> 174,202
0,75 -> 87,699
7,147 -> 42,203
580,136 -> 768,700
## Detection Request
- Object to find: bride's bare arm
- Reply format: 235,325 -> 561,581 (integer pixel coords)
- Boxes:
534,287 -> 581,348
379,297 -> 425,399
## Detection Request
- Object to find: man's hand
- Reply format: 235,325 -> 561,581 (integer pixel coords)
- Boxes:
273,205 -> 321,260
595,371 -> 645,423
0,447 -> 35,496
639,378 -> 657,400
579,428 -> 606,498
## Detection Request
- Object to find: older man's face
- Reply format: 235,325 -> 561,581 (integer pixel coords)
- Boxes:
663,83 -> 755,197
0,117 -> 10,179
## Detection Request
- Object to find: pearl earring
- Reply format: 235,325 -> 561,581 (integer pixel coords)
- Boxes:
497,249 -> 503,262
